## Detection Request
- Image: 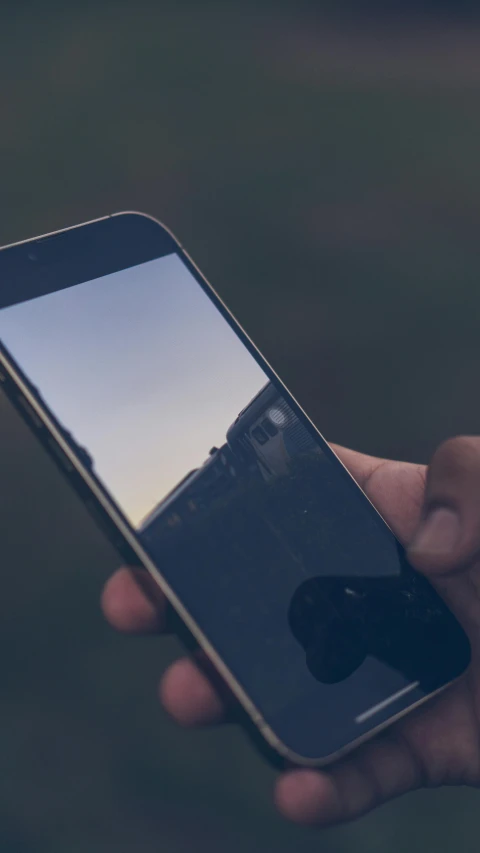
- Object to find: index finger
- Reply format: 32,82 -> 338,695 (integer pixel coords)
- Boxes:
101,566 -> 168,634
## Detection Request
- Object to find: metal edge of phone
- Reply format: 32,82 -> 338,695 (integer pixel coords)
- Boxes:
0,211 -> 465,768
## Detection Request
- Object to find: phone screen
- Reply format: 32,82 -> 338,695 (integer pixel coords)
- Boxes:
0,237 -> 470,760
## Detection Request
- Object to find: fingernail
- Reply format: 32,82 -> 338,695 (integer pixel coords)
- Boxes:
409,507 -> 461,557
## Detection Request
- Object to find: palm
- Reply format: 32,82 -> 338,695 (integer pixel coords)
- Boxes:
302,447 -> 480,826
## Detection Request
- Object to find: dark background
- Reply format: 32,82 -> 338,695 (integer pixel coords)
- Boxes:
1,2 -> 480,850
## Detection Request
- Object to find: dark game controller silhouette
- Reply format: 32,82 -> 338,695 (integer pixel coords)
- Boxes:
288,574 -> 472,689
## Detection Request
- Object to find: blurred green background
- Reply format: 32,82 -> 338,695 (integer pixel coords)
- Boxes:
1,2 -> 480,850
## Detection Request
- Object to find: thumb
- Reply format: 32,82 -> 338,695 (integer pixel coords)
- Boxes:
407,436 -> 480,576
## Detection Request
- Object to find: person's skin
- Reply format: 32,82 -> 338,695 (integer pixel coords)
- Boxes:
101,436 -> 480,827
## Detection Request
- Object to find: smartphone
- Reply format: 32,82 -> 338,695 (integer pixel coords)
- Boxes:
0,213 -> 470,767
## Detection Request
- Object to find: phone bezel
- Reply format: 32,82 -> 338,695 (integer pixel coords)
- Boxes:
0,211 -> 467,767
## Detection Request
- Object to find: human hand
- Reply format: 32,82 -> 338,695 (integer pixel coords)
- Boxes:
101,437 -> 480,826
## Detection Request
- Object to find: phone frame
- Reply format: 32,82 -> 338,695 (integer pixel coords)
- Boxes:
0,212 -> 466,767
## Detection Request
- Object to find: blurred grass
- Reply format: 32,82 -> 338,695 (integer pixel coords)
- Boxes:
1,1 -> 480,850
